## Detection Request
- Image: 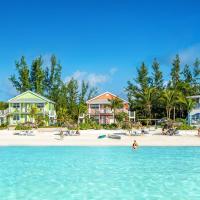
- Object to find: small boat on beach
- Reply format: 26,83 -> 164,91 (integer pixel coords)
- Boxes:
108,134 -> 121,139
98,134 -> 106,139
113,132 -> 127,136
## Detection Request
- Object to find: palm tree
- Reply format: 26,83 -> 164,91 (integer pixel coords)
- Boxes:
108,97 -> 123,123
178,95 -> 196,113
137,87 -> 155,123
75,102 -> 87,131
56,107 -> 73,128
177,95 -> 196,124
160,89 -> 176,119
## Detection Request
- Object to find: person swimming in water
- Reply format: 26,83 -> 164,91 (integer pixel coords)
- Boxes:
132,140 -> 139,149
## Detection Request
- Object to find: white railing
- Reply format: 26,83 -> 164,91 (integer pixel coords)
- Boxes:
0,109 -> 9,117
20,108 -> 29,113
49,110 -> 56,117
100,109 -> 112,114
89,109 -> 113,114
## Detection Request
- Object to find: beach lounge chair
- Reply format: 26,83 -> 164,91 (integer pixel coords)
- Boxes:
13,131 -> 20,135
174,130 -> 180,135
162,129 -> 168,135
70,130 -> 76,135
141,129 -> 149,134
63,130 -> 70,136
134,130 -> 142,136
168,128 -> 180,136
129,130 -> 142,136
18,131 -> 27,136
27,130 -> 35,136
65,130 -> 80,136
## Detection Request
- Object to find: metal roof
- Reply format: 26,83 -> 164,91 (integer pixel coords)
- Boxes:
8,90 -> 55,104
86,91 -> 129,104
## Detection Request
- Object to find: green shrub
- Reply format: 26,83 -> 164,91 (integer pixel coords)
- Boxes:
175,118 -> 186,123
121,123 -> 131,130
15,124 -> 32,130
177,124 -> 195,130
102,123 -> 118,130
79,123 -> 90,130
35,115 -> 48,127
0,123 -> 8,130
79,120 -> 102,130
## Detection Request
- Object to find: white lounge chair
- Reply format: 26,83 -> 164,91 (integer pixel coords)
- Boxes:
27,130 -> 35,136
129,130 -> 142,136
18,131 -> 27,136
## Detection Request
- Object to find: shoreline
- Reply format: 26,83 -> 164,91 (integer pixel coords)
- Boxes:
1,144 -> 200,147
0,128 -> 200,147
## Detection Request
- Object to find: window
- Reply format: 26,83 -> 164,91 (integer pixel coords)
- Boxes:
90,116 -> 99,123
90,104 -> 99,109
37,103 -> 44,108
13,103 -> 20,108
13,115 -> 20,121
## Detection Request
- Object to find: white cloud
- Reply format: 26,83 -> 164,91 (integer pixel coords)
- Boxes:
87,73 -> 108,86
65,68 -> 118,87
109,67 -> 118,75
178,44 -> 200,65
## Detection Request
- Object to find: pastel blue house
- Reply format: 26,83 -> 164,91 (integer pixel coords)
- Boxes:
187,95 -> 200,125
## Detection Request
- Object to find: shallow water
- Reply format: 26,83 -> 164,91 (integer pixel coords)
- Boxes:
0,147 -> 200,200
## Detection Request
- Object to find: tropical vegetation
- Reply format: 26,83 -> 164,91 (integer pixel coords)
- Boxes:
9,55 -> 97,126
126,55 -> 200,123
0,54 -> 199,129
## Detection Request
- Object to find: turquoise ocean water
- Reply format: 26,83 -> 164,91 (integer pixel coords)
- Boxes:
0,147 -> 200,200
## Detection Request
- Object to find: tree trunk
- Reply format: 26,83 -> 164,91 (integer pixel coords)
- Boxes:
147,105 -> 151,126
173,106 -> 176,121
113,109 -> 115,124
166,108 -> 168,119
169,108 -> 171,119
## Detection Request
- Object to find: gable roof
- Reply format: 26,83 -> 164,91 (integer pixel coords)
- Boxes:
86,91 -> 128,104
8,90 -> 55,104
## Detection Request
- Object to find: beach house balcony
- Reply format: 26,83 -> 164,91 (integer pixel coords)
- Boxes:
4,91 -> 57,126
8,103 -> 52,115
86,92 -> 129,124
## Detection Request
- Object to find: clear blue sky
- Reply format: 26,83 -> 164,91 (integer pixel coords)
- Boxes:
0,0 -> 200,100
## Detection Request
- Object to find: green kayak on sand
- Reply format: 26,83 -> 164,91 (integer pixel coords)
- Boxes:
98,135 -> 106,139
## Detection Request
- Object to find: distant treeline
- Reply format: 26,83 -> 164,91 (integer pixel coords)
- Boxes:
9,54 -> 200,123
126,55 -> 200,120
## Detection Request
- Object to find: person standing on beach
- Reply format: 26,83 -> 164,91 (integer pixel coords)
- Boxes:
60,130 -> 64,140
198,127 -> 200,136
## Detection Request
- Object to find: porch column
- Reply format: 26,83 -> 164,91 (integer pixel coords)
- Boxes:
188,113 -> 192,125
99,104 -> 101,124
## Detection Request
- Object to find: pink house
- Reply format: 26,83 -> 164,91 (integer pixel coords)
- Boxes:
86,92 -> 129,124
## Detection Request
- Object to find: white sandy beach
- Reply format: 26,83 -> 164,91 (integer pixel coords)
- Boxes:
0,128 -> 200,146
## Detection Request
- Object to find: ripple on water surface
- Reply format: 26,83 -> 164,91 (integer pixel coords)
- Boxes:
0,147 -> 200,200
